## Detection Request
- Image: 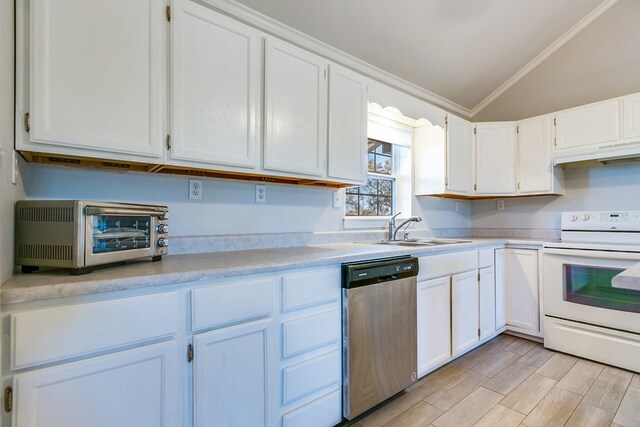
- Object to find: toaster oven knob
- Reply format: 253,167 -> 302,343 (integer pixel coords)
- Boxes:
157,238 -> 169,248
158,212 -> 169,220
157,224 -> 169,234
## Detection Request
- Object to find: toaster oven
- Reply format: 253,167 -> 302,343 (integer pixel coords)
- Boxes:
15,200 -> 169,275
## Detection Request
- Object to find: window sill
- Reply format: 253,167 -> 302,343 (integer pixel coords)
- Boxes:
343,216 -> 411,230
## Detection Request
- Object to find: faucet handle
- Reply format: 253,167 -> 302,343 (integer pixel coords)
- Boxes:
390,212 -> 402,224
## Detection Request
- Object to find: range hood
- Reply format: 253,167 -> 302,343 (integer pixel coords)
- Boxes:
554,139 -> 640,167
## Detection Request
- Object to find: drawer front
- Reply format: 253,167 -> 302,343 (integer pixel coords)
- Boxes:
11,291 -> 180,370
281,267 -> 340,313
191,276 -> 276,332
478,249 -> 494,268
282,389 -> 342,427
282,349 -> 341,405
418,251 -> 478,281
282,309 -> 340,359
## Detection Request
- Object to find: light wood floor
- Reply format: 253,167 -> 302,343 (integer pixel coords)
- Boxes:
353,334 -> 640,427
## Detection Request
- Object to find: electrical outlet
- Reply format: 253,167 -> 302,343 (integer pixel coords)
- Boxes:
189,179 -> 202,200
455,201 -> 460,213
497,200 -> 505,210
255,184 -> 266,203
333,190 -> 342,208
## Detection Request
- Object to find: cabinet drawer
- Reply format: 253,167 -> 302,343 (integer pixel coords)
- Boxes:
282,309 -> 340,359
418,251 -> 478,281
282,350 -> 341,405
282,389 -> 342,427
11,291 -> 179,370
281,267 -> 340,313
478,249 -> 494,268
191,276 -> 276,332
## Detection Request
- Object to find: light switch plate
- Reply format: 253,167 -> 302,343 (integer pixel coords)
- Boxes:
333,190 -> 342,208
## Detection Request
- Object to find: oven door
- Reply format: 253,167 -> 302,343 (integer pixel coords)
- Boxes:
543,247 -> 640,334
84,206 -> 161,267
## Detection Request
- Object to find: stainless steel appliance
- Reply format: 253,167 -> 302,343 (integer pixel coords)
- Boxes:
16,200 -> 169,275
342,257 -> 418,420
543,211 -> 640,371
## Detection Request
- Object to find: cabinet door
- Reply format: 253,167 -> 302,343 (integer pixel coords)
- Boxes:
327,64 -> 367,184
517,115 -> 552,194
474,122 -> 517,195
495,249 -> 507,330
26,0 -> 163,159
14,341 -> 180,427
506,249 -> 539,333
170,0 -> 262,169
446,115 -> 473,195
194,318 -> 275,427
479,267 -> 496,341
554,99 -> 619,150
417,276 -> 451,377
451,270 -> 479,356
622,93 -> 640,140
264,38 -> 327,177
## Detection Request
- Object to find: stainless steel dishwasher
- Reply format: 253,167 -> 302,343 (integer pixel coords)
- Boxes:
342,256 -> 419,420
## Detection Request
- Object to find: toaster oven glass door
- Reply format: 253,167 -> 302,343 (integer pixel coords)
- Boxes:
92,215 -> 151,253
84,207 -> 162,266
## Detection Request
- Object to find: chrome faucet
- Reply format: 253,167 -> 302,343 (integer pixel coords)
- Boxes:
388,212 -> 423,240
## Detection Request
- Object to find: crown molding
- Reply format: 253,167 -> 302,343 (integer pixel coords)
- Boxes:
197,0 -> 472,118
470,0 -> 619,118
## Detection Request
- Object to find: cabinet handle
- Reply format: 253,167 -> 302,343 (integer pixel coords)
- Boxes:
23,112 -> 30,133
4,386 -> 12,413
187,344 -> 193,363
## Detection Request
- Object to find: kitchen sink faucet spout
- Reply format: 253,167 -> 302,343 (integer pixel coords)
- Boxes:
388,213 -> 423,241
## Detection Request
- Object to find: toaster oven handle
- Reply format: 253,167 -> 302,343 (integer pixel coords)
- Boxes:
85,207 -> 166,217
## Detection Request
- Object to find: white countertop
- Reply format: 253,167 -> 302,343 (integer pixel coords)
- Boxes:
612,262 -> 640,291
1,238 -> 546,304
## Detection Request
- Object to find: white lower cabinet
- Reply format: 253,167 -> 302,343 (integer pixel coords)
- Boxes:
4,266 -> 343,427
495,249 -> 507,330
13,340 -> 180,427
417,276 -> 451,377
504,248 -> 540,335
479,266 -> 496,340
451,270 -> 480,356
193,319 -> 276,427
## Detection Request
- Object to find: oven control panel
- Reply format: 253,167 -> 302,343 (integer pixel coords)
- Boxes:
562,211 -> 640,231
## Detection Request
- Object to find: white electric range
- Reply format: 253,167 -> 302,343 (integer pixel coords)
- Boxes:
543,211 -> 640,372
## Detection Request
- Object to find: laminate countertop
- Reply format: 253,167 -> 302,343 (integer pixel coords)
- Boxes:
1,238 -> 546,304
612,262 -> 640,291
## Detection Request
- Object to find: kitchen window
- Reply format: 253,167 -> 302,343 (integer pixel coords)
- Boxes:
345,140 -> 395,216
344,109 -> 413,227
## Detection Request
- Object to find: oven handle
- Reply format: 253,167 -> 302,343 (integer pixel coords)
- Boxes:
85,207 -> 166,217
543,247 -> 640,261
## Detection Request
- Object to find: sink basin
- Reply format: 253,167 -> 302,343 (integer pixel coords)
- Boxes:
376,239 -> 472,247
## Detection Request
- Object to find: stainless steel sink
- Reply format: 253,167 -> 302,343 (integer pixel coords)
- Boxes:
376,239 -> 472,246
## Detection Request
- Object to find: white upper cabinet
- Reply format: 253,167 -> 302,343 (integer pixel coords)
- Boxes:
447,115 -> 474,195
327,64 -> 368,184
264,38 -> 328,177
474,122 -> 517,195
414,114 -> 471,197
18,0 -> 164,160
622,92 -> 640,140
517,115 -> 563,195
554,99 -> 619,151
170,0 -> 262,170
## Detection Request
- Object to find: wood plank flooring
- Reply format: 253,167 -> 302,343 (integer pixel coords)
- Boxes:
353,334 -> 640,427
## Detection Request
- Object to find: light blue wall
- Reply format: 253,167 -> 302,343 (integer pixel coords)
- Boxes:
471,163 -> 640,230
24,163 -> 471,237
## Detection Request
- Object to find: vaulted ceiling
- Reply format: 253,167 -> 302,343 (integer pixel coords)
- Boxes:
233,0 -> 640,119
